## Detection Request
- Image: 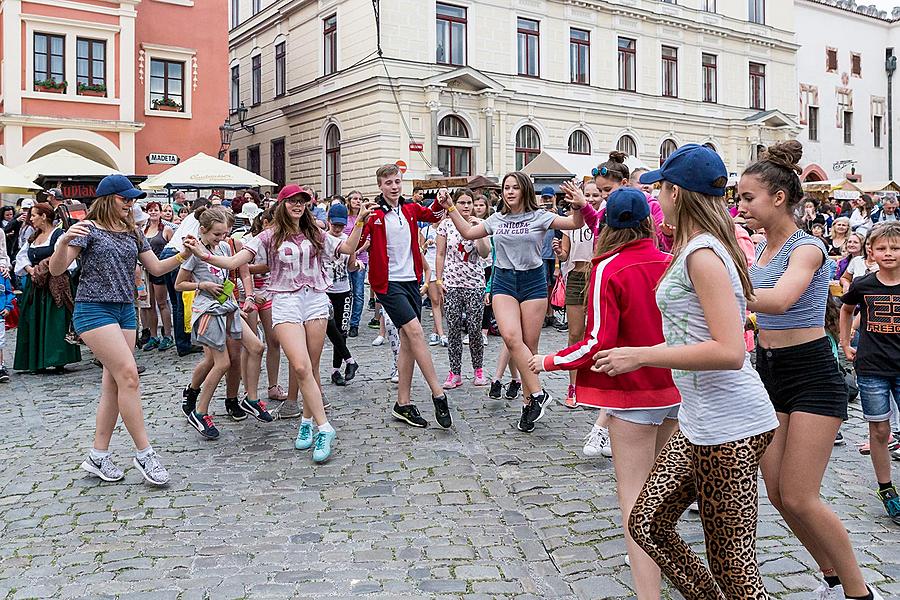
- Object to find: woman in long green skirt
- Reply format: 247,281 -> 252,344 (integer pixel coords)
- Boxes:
13,203 -> 80,372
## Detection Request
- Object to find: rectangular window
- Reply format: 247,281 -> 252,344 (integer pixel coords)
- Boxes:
851,52 -> 861,77
248,145 -> 260,175
229,149 -> 239,166
271,138 -> 286,189
702,0 -> 716,11
843,111 -> 853,144
874,115 -> 882,147
749,62 -> 765,110
323,14 -> 337,75
570,28 -> 589,85
275,42 -> 286,97
230,65 -> 240,111
517,18 -> 540,77
618,37 -> 636,92
149,58 -> 184,111
231,0 -> 239,28
76,38 -> 106,94
808,106 -> 819,141
251,55 -> 261,106
826,48 -> 838,72
749,0 -> 765,24
34,32 -> 65,87
436,3 -> 466,66
702,53 -> 717,103
661,45 -> 678,98
252,0 -> 261,15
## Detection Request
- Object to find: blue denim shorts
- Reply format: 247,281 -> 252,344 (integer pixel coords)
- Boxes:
857,374 -> 900,422
491,266 -> 547,303
73,301 -> 137,334
608,405 -> 680,426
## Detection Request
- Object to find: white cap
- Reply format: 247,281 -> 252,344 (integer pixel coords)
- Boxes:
239,201 -> 262,221
21,199 -> 35,209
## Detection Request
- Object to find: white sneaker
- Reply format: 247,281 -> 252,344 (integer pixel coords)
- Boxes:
812,583 -> 845,600
390,367 -> 399,383
482,333 -> 488,345
688,501 -> 700,513
583,426 -> 612,458
428,333 -> 440,346
372,335 -> 385,346
463,335 -> 470,345
133,451 -> 170,486
440,335 -> 448,347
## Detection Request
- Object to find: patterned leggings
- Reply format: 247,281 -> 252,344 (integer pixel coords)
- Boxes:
444,287 -> 484,375
326,291 -> 352,369
628,429 -> 775,600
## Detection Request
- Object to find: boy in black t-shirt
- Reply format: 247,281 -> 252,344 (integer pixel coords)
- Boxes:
840,222 -> 900,525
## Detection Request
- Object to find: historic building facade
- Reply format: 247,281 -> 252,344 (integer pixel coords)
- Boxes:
0,0 -> 228,176
229,0 -> 800,195
795,0 -> 900,183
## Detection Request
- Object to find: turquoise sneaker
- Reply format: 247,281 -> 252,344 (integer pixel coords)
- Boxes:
312,430 -> 336,463
294,421 -> 314,450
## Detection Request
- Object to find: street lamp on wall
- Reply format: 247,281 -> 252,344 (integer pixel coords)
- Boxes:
236,102 -> 256,134
218,118 -> 235,160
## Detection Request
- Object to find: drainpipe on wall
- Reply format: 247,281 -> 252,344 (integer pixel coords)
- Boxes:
887,51 -> 896,180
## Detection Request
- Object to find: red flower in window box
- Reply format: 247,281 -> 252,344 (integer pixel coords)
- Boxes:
34,79 -> 67,93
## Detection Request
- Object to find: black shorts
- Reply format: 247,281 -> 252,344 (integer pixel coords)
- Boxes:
148,272 -> 166,286
755,337 -> 848,420
376,280 -> 422,328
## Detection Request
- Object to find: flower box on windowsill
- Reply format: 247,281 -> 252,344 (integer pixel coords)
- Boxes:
35,85 -> 65,94
154,104 -> 182,112
78,90 -> 106,98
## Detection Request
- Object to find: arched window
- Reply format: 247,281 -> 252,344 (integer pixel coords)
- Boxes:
325,124 -> 341,196
515,125 -> 541,170
616,135 -> 638,157
703,142 -> 717,152
568,130 -> 591,155
660,139 -> 678,165
437,115 -> 471,177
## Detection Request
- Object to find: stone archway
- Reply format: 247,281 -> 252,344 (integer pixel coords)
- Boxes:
28,140 -> 118,169
801,164 -> 828,182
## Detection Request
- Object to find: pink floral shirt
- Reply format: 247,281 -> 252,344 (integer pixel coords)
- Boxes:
243,228 -> 331,293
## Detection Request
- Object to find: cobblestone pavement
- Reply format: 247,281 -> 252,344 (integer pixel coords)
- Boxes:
0,319 -> 896,600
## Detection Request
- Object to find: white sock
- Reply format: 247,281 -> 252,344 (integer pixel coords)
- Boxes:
301,417 -> 313,426
90,448 -> 110,461
346,358 -> 356,365
318,421 -> 335,434
136,446 -> 154,459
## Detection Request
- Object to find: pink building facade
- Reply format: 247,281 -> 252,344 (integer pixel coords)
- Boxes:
0,0 -> 228,177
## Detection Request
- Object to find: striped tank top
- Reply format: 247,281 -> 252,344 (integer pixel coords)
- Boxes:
749,230 -> 830,330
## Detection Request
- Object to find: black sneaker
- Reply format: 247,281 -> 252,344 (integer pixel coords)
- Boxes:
225,397 -> 247,421
331,371 -> 347,386
834,431 -> 845,446
137,328 -> 151,349
348,326 -> 359,338
177,345 -> 204,357
368,298 -> 376,310
182,386 -> 200,418
392,403 -> 428,428
489,380 -> 503,399
368,316 -> 380,329
517,404 -> 536,433
188,411 -> 220,440
517,391 -> 551,432
0,366 -> 9,383
344,361 -> 359,382
543,316 -> 555,328
239,397 -> 273,422
505,380 -> 522,400
433,395 -> 452,428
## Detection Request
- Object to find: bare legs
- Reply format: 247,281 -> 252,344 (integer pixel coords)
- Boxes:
276,320 -> 329,426
492,295 -> 546,400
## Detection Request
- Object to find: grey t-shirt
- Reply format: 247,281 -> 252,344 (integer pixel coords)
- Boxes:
181,241 -> 238,324
482,209 -> 556,270
70,225 -> 151,304
655,233 -> 778,446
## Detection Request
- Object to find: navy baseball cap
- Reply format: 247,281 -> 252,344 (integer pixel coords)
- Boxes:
605,187 -> 651,229
540,186 -> 556,198
639,144 -> 728,197
96,174 -> 146,199
328,202 -> 348,225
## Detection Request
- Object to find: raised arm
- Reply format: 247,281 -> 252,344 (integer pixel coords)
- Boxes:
550,181 -> 586,231
49,222 -> 88,277
183,237 -> 254,271
340,199 -> 376,255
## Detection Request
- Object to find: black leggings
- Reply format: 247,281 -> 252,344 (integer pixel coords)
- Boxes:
326,291 -> 352,369
481,267 -> 493,330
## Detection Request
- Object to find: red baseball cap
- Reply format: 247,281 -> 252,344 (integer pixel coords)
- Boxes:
277,184 -> 312,202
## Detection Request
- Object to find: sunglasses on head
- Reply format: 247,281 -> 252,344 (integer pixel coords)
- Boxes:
591,166 -> 610,178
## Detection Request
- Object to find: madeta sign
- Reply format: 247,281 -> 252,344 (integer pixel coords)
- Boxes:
147,153 -> 180,165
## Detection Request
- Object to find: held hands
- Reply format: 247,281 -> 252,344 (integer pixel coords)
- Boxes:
183,237 -> 205,257
591,347 -> 644,376
200,281 -> 224,297
842,344 -> 857,361
560,181 -> 587,210
528,354 -> 545,374
358,199 -> 378,221
552,238 -> 565,258
437,188 -> 454,209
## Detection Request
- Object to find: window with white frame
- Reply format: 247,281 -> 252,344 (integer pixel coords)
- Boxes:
436,3 -> 466,66
252,54 -> 261,105
662,46 -> 678,98
230,64 -> 240,112
34,33 -> 65,88
437,115 -> 471,177
617,135 -> 638,157
142,44 -> 195,116
567,130 -> 590,155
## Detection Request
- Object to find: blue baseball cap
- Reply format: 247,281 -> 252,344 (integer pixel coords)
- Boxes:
639,144 -> 728,197
95,174 -> 146,199
327,202 -> 348,225
604,187 -> 651,229
540,186 -> 556,198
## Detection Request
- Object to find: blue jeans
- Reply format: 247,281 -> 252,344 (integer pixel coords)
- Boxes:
159,247 -> 192,353
857,374 -> 900,422
349,265 -> 367,328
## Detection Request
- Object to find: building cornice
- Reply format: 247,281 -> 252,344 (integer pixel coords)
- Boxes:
798,0 -> 899,23
0,113 -> 144,133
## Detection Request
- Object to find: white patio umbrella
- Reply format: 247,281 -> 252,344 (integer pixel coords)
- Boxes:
14,148 -> 119,181
0,163 -> 42,193
140,152 -> 276,190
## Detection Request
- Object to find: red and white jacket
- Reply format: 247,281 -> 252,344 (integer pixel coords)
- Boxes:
357,196 -> 445,294
542,238 -> 680,410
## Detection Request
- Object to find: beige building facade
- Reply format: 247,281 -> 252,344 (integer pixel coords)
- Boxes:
228,0 -> 800,196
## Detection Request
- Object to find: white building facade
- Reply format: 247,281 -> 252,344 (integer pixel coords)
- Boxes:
228,0 -> 800,195
795,0 -> 900,183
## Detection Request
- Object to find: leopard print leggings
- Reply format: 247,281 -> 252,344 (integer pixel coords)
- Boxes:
628,429 -> 775,600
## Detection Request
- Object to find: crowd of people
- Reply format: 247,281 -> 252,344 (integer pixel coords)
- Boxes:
1,138 -> 898,600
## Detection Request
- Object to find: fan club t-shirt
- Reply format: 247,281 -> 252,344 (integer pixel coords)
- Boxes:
841,273 -> 900,376
243,227 -> 330,293
482,209 -> 557,271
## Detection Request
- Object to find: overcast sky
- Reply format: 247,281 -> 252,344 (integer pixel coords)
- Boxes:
870,0 -> 900,10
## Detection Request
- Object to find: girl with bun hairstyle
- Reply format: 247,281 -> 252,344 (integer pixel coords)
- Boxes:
741,141 -> 882,600
595,144 -> 779,599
